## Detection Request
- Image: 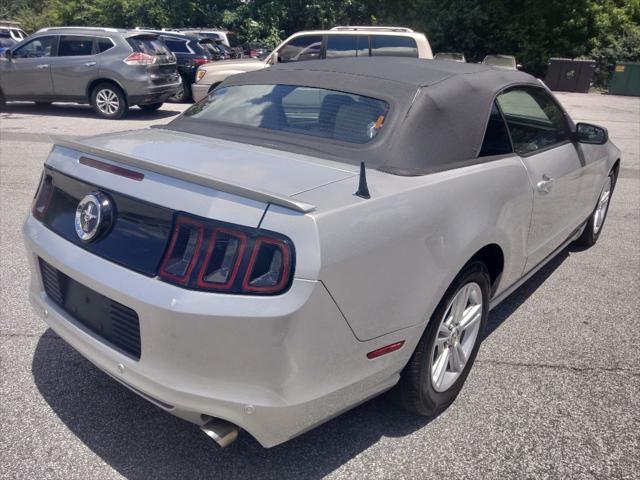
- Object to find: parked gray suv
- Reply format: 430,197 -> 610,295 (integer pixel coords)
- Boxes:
0,27 -> 181,118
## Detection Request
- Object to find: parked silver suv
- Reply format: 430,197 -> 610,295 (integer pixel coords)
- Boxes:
0,27 -> 182,118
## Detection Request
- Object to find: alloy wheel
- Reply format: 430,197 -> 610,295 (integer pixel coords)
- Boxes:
95,89 -> 120,116
430,282 -> 483,392
593,176 -> 612,234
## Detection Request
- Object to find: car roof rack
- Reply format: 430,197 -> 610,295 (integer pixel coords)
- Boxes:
37,26 -> 120,33
134,27 -> 188,36
330,26 -> 414,32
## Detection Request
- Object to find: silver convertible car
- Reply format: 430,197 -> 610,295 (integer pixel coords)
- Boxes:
23,58 -> 619,448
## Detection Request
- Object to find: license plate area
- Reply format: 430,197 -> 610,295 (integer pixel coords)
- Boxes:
39,258 -> 141,360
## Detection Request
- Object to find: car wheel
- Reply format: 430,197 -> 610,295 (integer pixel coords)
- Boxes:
0,91 -> 5,111
138,102 -> 163,112
575,171 -> 614,247
395,261 -> 490,416
34,101 -> 52,107
91,83 -> 128,119
168,81 -> 191,103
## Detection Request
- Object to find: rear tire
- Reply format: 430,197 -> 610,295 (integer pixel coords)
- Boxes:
138,102 -> 163,112
395,261 -> 490,416
34,101 -> 52,107
91,82 -> 128,119
575,171 -> 615,247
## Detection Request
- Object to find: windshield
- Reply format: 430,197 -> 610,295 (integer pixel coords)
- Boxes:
184,84 -> 388,144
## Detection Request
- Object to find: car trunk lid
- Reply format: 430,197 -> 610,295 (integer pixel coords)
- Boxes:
126,33 -> 178,84
51,128 -> 358,213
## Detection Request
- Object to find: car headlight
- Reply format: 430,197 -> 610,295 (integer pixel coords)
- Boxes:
196,69 -> 206,83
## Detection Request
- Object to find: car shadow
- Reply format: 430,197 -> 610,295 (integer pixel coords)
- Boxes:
32,246 -> 574,479
32,334 -> 431,479
1,102 -> 179,120
483,247 -> 570,338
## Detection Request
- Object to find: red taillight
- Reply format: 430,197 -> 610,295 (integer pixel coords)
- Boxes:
158,214 -> 294,295
158,217 -> 204,284
242,237 -> 291,293
196,228 -> 247,290
123,52 -> 157,65
193,57 -> 210,64
32,172 -> 54,220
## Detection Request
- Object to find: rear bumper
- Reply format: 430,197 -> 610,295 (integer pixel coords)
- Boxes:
128,77 -> 182,106
23,214 -> 417,447
191,83 -> 210,103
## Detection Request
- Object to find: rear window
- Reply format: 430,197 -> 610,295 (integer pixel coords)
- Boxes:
184,84 -> 388,144
371,35 -> 418,57
200,41 -> 220,56
164,38 -> 190,53
127,36 -> 170,55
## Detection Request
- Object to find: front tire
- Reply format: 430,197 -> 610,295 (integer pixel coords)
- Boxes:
91,83 -> 128,119
395,261 -> 490,416
35,101 -> 52,107
575,171 -> 614,247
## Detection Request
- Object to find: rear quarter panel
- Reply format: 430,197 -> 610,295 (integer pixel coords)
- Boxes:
289,157 -> 533,341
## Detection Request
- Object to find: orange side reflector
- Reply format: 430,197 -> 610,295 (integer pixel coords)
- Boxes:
374,115 -> 385,129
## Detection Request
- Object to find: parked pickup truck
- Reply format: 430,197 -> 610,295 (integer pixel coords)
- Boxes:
191,26 -> 433,102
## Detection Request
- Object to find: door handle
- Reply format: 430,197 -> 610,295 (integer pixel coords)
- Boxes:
84,61 -> 97,67
36,64 -> 49,69
537,174 -> 554,194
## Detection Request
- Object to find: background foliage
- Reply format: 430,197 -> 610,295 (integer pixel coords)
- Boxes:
2,0 -> 639,85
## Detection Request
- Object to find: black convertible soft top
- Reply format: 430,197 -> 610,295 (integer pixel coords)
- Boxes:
167,57 -> 541,175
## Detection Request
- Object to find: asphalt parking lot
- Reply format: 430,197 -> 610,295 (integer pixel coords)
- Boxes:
1,94 -> 639,479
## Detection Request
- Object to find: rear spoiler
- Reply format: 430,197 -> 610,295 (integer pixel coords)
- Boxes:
50,135 -> 316,214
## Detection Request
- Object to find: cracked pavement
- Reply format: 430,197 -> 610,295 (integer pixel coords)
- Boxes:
1,94 -> 639,479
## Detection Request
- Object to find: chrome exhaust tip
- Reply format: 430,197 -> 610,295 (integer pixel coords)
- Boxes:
200,418 -> 239,447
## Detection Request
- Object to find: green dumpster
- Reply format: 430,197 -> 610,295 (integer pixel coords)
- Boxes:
609,62 -> 640,96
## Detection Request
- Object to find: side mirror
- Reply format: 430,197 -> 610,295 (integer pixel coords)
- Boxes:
575,122 -> 608,145
4,49 -> 12,60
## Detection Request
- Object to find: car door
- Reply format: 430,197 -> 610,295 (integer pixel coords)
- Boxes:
497,86 -> 584,271
51,35 -> 99,99
1,35 -> 56,98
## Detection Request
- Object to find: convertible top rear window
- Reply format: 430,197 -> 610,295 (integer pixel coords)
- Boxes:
184,84 -> 388,144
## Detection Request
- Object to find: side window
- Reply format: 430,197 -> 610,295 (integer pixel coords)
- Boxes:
479,102 -> 513,157
58,35 -> 94,56
97,37 -> 115,53
325,35 -> 368,58
497,87 -> 570,155
370,35 -> 417,57
12,36 -> 55,58
164,39 -> 190,53
278,35 -> 322,62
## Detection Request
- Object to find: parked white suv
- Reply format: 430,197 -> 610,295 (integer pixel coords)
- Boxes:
191,26 -> 433,102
